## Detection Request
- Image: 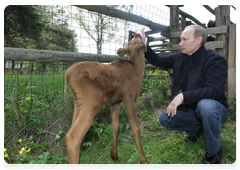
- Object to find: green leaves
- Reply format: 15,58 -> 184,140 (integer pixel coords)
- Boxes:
56,131 -> 64,140
31,115 -> 44,126
35,142 -> 48,152
37,152 -> 50,164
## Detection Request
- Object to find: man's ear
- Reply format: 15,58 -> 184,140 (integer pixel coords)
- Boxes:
138,42 -> 147,53
197,36 -> 203,45
117,48 -> 129,57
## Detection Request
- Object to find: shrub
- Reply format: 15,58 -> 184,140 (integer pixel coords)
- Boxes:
141,89 -> 165,110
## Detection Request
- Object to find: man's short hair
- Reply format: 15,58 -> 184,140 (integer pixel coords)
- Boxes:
185,25 -> 207,46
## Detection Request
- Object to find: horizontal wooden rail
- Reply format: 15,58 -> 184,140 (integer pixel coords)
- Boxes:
168,26 -> 228,38
167,41 -> 224,51
4,47 -> 127,62
148,36 -> 167,42
74,5 -> 169,32
4,47 -> 153,64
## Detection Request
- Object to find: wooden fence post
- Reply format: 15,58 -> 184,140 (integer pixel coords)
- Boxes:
228,24 -> 236,106
215,5 -> 230,62
167,5 -> 180,98
167,5 -> 179,97
215,5 -> 230,97
170,5 -> 180,49
180,16 -> 186,31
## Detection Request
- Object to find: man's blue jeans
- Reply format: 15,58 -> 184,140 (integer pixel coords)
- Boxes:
159,99 -> 229,154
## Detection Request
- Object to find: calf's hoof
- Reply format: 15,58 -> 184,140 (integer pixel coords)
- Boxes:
140,160 -> 149,168
110,154 -> 119,161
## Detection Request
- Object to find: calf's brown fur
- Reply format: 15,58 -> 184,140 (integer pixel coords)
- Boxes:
65,34 -> 147,164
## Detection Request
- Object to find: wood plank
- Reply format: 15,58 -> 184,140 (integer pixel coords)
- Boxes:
167,90 -> 171,96
145,30 -> 161,36
149,44 -> 167,48
233,29 -> 238,98
205,41 -> 224,49
4,47 -> 127,62
167,41 -> 224,50
228,24 -> 236,100
228,25 -> 236,68
205,26 -> 228,35
168,69 -> 173,74
167,44 -> 181,50
167,79 -> 172,85
148,36 -> 167,42
168,26 -> 228,38
180,16 -> 186,31
228,67 -> 236,100
215,6 -> 230,60
4,47 -> 156,65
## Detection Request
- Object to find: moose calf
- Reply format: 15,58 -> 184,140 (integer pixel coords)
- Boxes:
65,34 -> 147,164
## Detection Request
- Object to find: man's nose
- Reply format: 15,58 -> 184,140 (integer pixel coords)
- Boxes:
179,40 -> 183,46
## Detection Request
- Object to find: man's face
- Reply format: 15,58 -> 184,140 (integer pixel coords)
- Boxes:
179,28 -> 202,56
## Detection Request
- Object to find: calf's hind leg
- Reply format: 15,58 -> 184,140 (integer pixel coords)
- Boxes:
123,99 -> 147,164
110,102 -> 121,160
65,102 -> 102,164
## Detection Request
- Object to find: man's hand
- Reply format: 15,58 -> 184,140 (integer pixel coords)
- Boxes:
166,93 -> 184,117
135,29 -> 146,42
141,30 -> 146,42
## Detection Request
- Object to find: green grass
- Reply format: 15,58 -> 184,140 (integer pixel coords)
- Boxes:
4,68 -> 236,164
4,72 -> 74,163
4,118 -> 235,164
77,113 -> 236,164
4,73 -> 72,124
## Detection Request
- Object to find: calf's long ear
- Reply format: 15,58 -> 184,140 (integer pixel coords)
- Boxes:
138,42 -> 147,53
117,48 -> 129,57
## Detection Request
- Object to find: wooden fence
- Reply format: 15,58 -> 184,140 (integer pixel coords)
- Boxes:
4,24 -> 236,101
4,5 -> 236,102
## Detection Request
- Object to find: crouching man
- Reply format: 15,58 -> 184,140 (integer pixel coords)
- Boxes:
143,25 -> 229,164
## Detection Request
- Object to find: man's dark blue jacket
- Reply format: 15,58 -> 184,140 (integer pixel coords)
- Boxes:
145,45 -> 229,111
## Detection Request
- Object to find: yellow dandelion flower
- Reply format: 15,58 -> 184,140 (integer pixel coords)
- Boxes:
19,150 -> 23,155
4,154 -> 8,158
18,139 -> 22,142
4,148 -> 7,152
26,148 -> 31,152
21,148 -> 25,152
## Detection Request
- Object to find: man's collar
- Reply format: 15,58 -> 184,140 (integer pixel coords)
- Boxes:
181,45 -> 206,61
192,45 -> 206,57
181,45 -> 206,57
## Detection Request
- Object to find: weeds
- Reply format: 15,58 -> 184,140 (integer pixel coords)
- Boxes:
228,98 -> 236,121
4,128 -> 67,164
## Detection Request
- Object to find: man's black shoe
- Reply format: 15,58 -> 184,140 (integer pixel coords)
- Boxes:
185,126 -> 203,143
202,147 -> 223,164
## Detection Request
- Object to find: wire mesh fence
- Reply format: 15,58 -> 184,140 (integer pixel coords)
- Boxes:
4,5 -> 170,144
